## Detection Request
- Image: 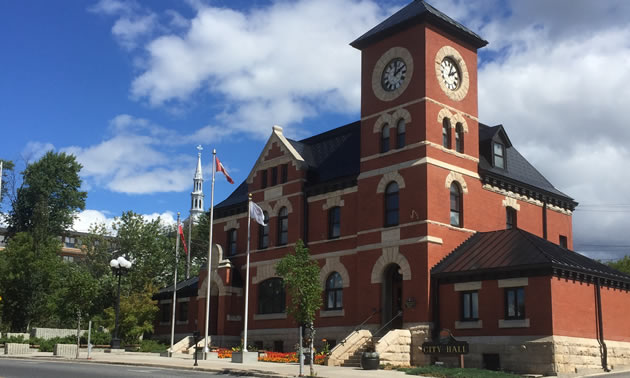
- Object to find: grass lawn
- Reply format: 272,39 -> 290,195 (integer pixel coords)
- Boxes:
399,366 -> 521,378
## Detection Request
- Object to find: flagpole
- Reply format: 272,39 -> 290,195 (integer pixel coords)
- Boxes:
170,212 -> 181,357
203,150 -> 216,356
186,209 -> 192,279
243,193 -> 252,352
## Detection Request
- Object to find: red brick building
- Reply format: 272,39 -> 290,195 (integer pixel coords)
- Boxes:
154,1 -> 630,373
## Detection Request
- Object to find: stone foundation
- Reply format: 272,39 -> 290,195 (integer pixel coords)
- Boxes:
442,335 -> 630,375
376,329 -> 411,366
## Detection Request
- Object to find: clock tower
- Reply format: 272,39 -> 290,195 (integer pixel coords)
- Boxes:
350,1 -> 488,326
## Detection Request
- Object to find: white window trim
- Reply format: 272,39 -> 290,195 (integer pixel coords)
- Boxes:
253,312 -> 287,321
498,277 -> 528,288
454,281 -> 481,291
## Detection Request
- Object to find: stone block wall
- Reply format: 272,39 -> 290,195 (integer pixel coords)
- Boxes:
6,332 -> 29,340
53,344 -> 78,357
31,328 -> 86,340
327,329 -> 372,366
376,329 -> 411,366
409,324 -> 431,366
4,343 -> 30,355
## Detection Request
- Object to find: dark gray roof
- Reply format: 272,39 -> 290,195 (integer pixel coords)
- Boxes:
287,121 -> 360,185
478,124 -> 575,204
351,0 -> 487,49
432,229 -> 630,288
215,122 -> 360,211
153,276 -> 199,300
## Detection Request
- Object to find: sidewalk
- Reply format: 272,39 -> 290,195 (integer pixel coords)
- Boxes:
0,350 -> 412,378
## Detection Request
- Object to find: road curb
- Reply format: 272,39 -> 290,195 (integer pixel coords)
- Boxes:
0,355 -> 292,378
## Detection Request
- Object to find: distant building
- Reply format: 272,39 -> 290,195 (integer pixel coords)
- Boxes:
0,227 -> 97,262
154,1 -> 630,374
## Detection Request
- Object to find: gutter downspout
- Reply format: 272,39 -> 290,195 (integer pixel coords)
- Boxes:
595,280 -> 609,372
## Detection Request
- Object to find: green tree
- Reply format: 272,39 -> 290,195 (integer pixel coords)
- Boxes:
276,240 -> 322,375
8,151 -> 86,243
102,286 -> 159,345
0,232 -> 63,330
47,262 -> 100,328
113,211 -> 177,291
608,255 -> 630,275
0,159 -> 15,213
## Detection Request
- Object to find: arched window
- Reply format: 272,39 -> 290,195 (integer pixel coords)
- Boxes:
277,207 -> 288,246
381,124 -> 390,153
258,278 -> 285,314
328,206 -> 341,239
384,182 -> 399,227
227,228 -> 237,256
450,182 -> 462,227
506,207 -> 517,229
258,211 -> 269,249
442,118 -> 451,149
325,272 -> 343,310
396,119 -> 405,149
455,122 -> 464,153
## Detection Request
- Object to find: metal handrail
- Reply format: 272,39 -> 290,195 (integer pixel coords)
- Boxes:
338,309 -> 380,346
372,310 -> 403,339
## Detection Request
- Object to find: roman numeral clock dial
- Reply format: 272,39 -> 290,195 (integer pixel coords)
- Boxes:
382,58 -> 407,91
440,58 -> 460,90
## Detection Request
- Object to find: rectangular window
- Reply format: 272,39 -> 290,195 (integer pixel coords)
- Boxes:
505,287 -> 525,320
64,236 -> 75,248
559,235 -> 567,248
281,164 -> 288,183
160,303 -> 170,323
506,207 -> 517,229
328,207 -> 341,239
261,170 -> 268,189
493,143 -> 505,169
178,302 -> 188,322
461,291 -> 479,321
227,229 -> 237,256
271,167 -> 278,186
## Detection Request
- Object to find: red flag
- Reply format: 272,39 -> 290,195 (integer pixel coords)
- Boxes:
178,224 -> 188,255
216,156 -> 234,184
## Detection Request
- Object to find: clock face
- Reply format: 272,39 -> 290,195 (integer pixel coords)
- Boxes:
440,58 -> 460,90
381,58 -> 407,92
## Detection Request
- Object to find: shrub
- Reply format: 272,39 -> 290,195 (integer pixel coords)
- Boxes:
138,339 -> 168,353
80,330 -> 111,346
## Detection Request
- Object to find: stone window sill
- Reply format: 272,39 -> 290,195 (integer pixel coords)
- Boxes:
320,309 -> 344,318
455,320 -> 482,329
253,312 -> 287,321
498,318 -> 530,328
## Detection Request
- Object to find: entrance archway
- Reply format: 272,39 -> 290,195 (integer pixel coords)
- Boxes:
382,263 -> 403,330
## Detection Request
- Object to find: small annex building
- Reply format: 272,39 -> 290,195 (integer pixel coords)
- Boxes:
154,0 -> 630,374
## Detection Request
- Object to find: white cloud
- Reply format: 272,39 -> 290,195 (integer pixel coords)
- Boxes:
130,0 -> 386,137
73,209 -> 176,233
62,114 -> 227,194
473,0 -> 630,260
22,141 -> 55,162
90,0 -> 158,50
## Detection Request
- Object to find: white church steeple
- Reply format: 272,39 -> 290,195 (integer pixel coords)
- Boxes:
190,145 -> 204,222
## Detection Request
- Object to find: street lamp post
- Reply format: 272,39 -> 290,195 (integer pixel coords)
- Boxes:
110,256 -> 132,349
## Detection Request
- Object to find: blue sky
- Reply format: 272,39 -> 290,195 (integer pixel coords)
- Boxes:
2,0 -> 630,260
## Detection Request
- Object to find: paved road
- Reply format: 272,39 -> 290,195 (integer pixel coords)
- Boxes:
0,359 -> 246,378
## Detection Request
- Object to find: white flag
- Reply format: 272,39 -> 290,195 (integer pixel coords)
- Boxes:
250,201 -> 267,226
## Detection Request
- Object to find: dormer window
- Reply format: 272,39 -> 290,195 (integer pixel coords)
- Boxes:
493,142 -> 505,169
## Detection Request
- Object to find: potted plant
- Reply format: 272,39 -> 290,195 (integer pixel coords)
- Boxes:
360,340 -> 379,370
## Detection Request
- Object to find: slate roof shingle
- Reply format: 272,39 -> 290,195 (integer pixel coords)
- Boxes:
351,0 -> 488,49
432,229 -> 630,286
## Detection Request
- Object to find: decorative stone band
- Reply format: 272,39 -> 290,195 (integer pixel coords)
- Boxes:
372,108 -> 412,133
445,171 -> 469,194
319,256 -> 350,288
370,246 -> 412,283
437,107 -> 469,133
483,183 -> 573,215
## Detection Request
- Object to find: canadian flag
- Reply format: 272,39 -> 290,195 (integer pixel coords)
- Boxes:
178,224 -> 188,255
216,156 -> 234,184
